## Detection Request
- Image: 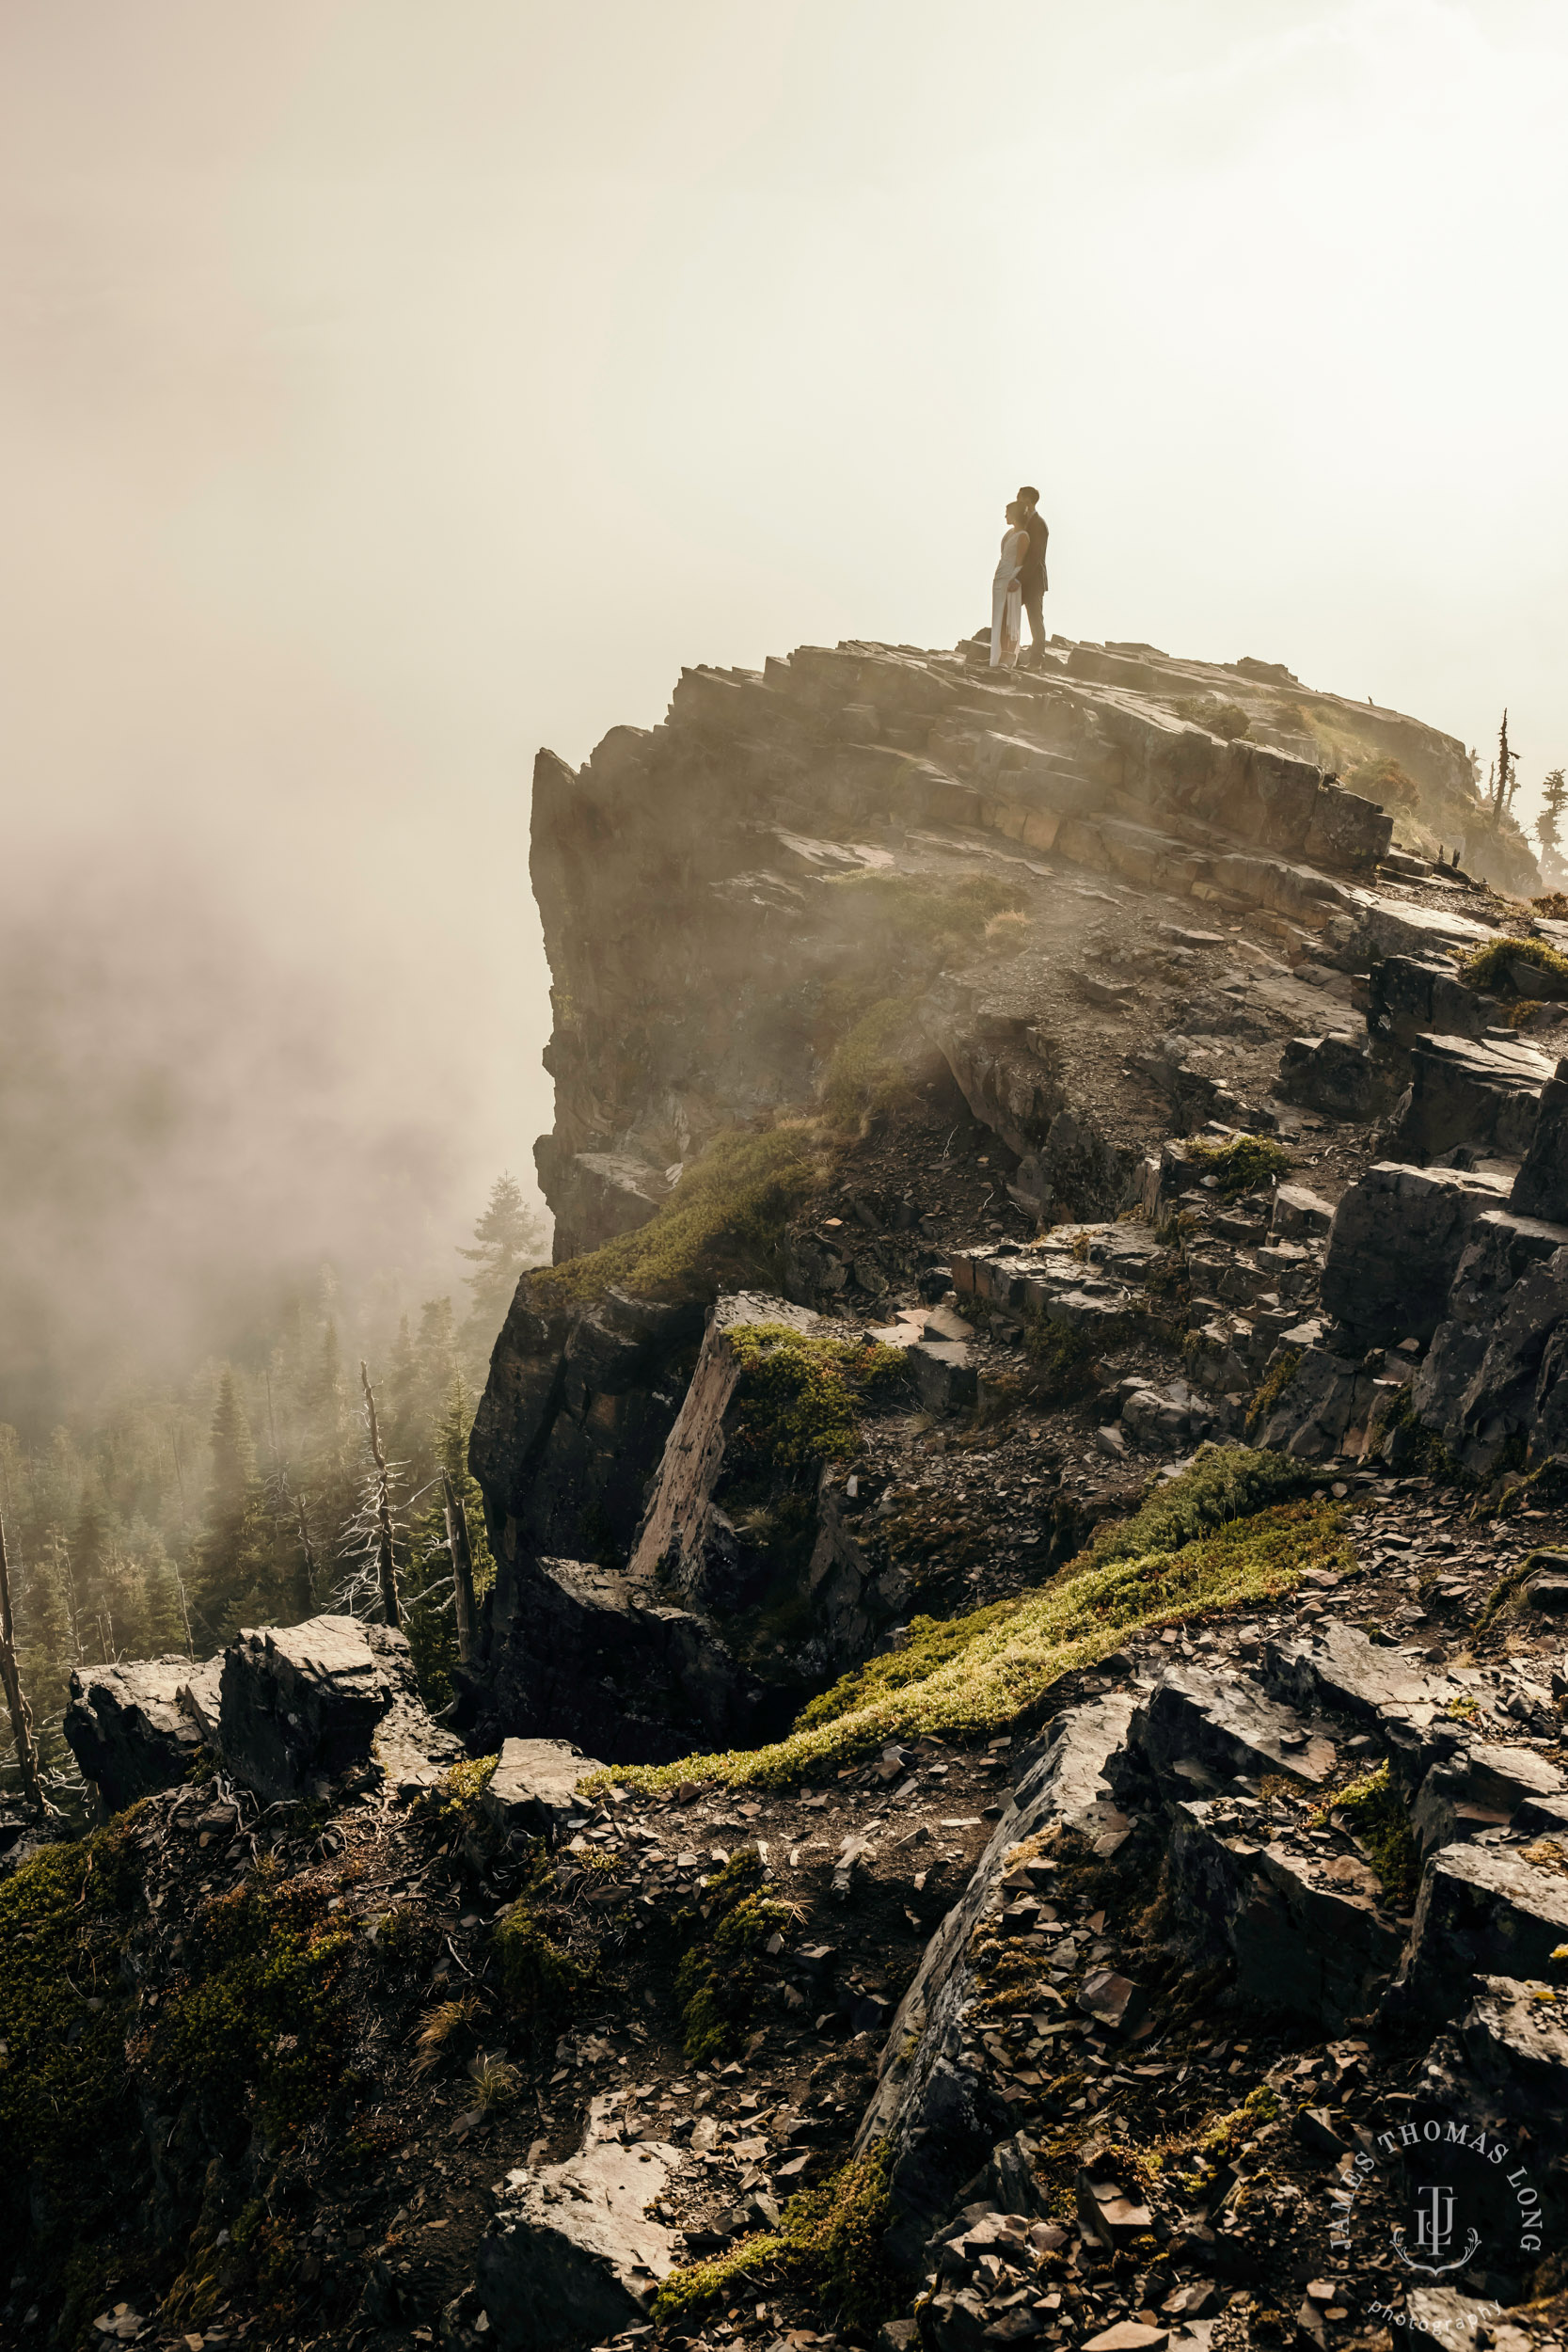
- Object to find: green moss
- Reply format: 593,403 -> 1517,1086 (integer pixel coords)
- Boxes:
1022,1314 -> 1101,1402
673,1849 -> 789,2064
1184,1135 -> 1293,1200
1497,1455 -> 1568,1517
493,1903 -> 587,2027
1323,1764 -> 1419,1908
614,1459 -> 1351,1793
1460,935 -> 1568,996
1474,1548 -> 1564,1635
726,1323 -> 910,1478
1245,1351 -> 1302,1439
531,1126 -> 826,1309
417,1751 -> 499,1832
821,994 -> 918,1130
653,2148 -> 898,2331
1088,1444 -> 1318,1565
0,1818 -> 144,2233
141,1863 -> 355,2129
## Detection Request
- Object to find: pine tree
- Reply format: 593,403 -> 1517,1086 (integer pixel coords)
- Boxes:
458,1176 -> 545,1359
1539,768 -> 1567,879
399,1375 -> 495,1709
193,1371 -> 266,1645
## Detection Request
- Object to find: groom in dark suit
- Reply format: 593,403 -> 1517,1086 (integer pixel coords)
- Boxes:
1017,485 -> 1049,665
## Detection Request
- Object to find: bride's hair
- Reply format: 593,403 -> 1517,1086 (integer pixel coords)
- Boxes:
1006,500 -> 1025,522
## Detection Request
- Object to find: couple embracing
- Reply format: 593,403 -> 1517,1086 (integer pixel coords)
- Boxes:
990,485 -> 1048,670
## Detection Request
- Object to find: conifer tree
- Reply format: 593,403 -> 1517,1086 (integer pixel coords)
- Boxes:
458,1175 -> 545,1359
193,1370 -> 266,1644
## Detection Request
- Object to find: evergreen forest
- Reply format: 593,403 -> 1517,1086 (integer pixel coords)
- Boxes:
0,1175 -> 544,1799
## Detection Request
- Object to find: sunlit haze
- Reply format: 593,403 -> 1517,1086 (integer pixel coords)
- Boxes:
4,0 -> 1566,1413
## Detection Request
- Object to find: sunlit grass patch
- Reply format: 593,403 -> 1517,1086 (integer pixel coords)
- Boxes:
607,1451 -> 1350,1795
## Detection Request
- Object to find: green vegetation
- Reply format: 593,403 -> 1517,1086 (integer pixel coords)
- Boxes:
1323,1764 -> 1419,1908
1245,1350 -> 1301,1439
1346,755 -> 1421,813
0,1173 -> 525,1777
1022,1314 -> 1101,1402
141,1862 -> 356,2128
1087,1443 -> 1319,1564
821,994 -> 917,1130
493,1900 -> 587,2028
0,1820 -> 143,2232
530,1127 -> 826,1310
653,2148 -> 897,2331
824,868 -> 1029,959
418,1751 -> 499,1831
726,1324 -> 909,1478
673,1849 -> 790,2064
1474,1548 -> 1566,1633
612,1451 -> 1348,1793
1459,934 -> 1568,997
1184,1134 -> 1293,1200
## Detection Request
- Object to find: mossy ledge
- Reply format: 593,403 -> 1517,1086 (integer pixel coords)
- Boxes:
528,1124 -> 828,1310
604,1447 -> 1349,1794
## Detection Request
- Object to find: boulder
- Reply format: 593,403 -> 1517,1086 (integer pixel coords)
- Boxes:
466,1550 -> 766,1766
474,2134 -> 681,2350
1512,1057 -> 1568,1223
854,1693 -> 1135,2263
1127,1664 -> 1338,1797
1165,1803 -> 1402,2027
1320,1161 -> 1514,1344
1392,1840 -> 1568,2021
1265,1621 -> 1459,1740
1412,1226 -> 1568,1474
1270,1183 -> 1335,1241
218,1614 -> 398,1802
63,1657 -> 212,1811
1367,955 -> 1484,1048
1384,1032 -> 1554,1165
1275,1032 -> 1400,1122
480,1737 -> 600,1843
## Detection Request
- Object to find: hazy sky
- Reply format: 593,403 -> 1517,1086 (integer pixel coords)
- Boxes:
3,0 -> 1565,1398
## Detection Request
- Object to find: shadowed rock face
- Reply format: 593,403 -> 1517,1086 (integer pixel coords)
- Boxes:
62,1613 -> 459,1806
64,1657 -> 209,1812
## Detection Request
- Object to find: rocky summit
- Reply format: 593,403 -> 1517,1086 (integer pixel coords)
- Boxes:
7,628 -> 1568,2352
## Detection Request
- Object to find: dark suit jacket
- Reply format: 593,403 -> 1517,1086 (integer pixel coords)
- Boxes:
1020,508 -> 1049,592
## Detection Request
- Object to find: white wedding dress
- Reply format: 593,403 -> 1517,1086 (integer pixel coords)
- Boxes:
990,526 -> 1029,669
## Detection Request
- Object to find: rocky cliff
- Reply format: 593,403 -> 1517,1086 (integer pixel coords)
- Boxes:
8,626 -> 1568,2352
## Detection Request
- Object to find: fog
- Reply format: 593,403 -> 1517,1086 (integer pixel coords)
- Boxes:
4,0 -> 1566,1425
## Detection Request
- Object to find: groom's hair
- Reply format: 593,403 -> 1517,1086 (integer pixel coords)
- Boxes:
1018,485 -> 1039,503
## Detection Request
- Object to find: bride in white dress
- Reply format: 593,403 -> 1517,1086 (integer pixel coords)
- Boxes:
990,500 -> 1030,669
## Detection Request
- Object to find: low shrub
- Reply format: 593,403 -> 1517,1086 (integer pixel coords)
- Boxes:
821,995 -> 918,1130
1184,1135 -> 1293,1200
1459,935 -> 1568,997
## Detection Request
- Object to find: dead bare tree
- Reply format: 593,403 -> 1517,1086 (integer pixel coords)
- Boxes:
293,1492 -> 321,1616
1485,708 -> 1522,830
443,1470 -> 479,1665
359,1362 -> 402,1628
0,1510 -> 48,1816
